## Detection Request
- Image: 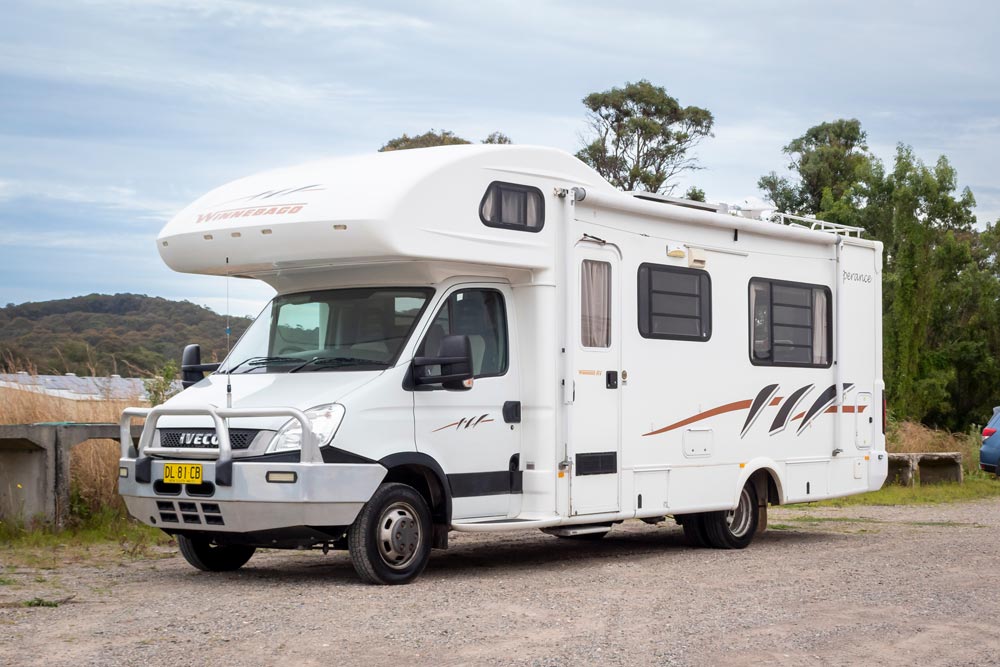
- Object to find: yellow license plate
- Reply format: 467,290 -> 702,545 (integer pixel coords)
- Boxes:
163,463 -> 203,484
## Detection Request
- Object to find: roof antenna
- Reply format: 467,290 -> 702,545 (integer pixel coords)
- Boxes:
225,256 -> 232,410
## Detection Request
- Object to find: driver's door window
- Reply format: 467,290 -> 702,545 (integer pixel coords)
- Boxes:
418,289 -> 508,379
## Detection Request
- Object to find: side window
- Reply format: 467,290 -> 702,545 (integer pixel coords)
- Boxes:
581,260 -> 611,348
418,289 -> 508,378
479,182 -> 544,232
637,263 -> 711,341
749,278 -> 831,367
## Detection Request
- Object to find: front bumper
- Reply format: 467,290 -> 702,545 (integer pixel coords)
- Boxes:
119,405 -> 385,534
119,458 -> 385,533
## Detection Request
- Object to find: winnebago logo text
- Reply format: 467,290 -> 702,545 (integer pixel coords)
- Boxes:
197,204 -> 306,223
195,184 -> 324,224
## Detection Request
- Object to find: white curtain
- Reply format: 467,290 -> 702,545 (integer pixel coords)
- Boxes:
581,260 -> 611,348
813,289 -> 828,364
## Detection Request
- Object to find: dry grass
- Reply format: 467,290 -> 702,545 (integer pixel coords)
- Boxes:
886,419 -> 982,475
0,382 -> 146,520
70,440 -> 125,517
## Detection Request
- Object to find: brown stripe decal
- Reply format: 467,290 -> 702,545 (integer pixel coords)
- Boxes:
642,381 -> 860,439
792,404 -> 867,421
642,400 -> 752,437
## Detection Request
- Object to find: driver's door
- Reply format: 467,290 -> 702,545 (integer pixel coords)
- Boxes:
413,285 -> 521,520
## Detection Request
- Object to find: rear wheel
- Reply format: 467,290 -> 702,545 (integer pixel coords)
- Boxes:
348,483 -> 432,585
177,535 -> 256,572
703,483 -> 759,549
678,513 -> 711,548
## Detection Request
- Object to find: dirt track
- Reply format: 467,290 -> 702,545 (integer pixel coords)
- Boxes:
2,500 -> 1000,666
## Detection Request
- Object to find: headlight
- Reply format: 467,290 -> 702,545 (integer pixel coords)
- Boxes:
266,404 -> 345,453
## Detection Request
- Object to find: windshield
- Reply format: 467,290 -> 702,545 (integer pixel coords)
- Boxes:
219,287 -> 434,373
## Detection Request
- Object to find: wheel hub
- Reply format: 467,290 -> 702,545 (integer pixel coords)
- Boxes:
377,502 -> 422,570
725,487 -> 754,538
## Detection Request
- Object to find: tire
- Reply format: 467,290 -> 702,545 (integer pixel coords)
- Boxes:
348,483 -> 432,585
703,482 -> 759,549
679,513 -> 711,548
177,535 -> 256,572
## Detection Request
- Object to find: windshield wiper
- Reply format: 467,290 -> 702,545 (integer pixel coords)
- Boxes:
289,357 -> 387,373
226,356 -> 302,374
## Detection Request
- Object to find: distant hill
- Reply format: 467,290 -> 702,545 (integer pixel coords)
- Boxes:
0,294 -> 252,376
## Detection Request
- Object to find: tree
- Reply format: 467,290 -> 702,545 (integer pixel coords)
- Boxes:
576,80 -> 714,194
818,143 -> 980,426
144,360 -> 179,406
684,186 -> 706,202
482,132 -> 512,145
379,129 -> 470,151
379,130 -> 513,151
757,119 -> 870,215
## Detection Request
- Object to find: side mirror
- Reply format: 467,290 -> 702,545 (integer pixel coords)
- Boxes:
181,344 -> 220,389
412,335 -> 474,391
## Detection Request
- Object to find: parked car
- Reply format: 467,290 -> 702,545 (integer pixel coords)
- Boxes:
979,407 -> 1000,476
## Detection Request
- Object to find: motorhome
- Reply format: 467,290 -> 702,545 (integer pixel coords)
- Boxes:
119,145 -> 887,584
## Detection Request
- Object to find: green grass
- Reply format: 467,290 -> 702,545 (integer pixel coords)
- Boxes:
0,508 -> 172,569
22,598 -> 60,608
789,476 -> 1000,507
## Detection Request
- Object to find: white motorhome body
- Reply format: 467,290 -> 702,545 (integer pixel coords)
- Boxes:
119,145 -> 887,583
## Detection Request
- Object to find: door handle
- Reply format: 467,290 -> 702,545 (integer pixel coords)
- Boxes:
606,370 -> 618,389
503,401 -> 521,424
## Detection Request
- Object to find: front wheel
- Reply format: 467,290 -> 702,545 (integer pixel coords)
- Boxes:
702,482 -> 759,549
177,535 -> 256,572
348,483 -> 432,585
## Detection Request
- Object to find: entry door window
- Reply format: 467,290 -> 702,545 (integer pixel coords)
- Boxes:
581,260 -> 611,348
418,289 -> 508,378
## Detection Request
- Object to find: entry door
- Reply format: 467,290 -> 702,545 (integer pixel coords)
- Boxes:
569,245 -> 622,515
413,285 -> 521,520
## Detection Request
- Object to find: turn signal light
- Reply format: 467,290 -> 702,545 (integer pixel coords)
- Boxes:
983,427 -> 996,441
266,471 -> 297,484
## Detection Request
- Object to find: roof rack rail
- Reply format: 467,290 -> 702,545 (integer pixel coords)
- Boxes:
770,212 -> 864,238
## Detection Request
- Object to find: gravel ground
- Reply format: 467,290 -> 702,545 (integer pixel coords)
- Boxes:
2,499 -> 1000,666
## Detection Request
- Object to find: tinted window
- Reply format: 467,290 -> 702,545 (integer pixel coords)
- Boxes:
480,182 -> 544,232
750,278 -> 831,367
418,289 -> 508,378
219,288 -> 433,373
637,263 -> 711,341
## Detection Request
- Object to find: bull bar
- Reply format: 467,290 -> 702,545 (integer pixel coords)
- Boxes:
120,405 -> 322,486
118,405 -> 388,534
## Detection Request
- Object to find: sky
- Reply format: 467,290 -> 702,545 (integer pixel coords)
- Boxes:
1,0 -> 998,317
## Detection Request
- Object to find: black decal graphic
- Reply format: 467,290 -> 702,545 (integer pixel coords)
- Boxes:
769,384 -> 814,435
741,383 -> 780,438
796,383 -> 854,435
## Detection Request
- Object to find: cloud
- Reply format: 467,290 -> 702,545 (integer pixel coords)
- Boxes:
0,229 -> 150,253
0,179 -> 180,219
78,0 -> 432,32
